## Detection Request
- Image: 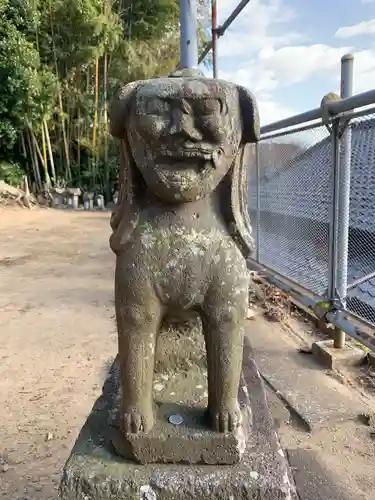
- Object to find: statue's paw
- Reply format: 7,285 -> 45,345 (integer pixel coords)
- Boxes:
122,410 -> 154,434
211,406 -> 242,433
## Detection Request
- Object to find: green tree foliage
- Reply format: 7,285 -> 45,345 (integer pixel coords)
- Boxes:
0,0 -> 56,148
0,0 -> 209,196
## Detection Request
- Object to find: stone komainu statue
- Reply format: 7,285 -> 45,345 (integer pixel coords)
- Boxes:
109,69 -> 259,437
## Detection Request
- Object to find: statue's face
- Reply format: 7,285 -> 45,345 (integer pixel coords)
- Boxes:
126,78 -> 242,202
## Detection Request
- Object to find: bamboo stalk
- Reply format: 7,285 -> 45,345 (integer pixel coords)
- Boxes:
27,124 -> 45,167
92,55 -> 100,150
86,67 -> 90,140
23,175 -> 32,209
86,66 -> 91,176
26,128 -> 42,192
103,52 -> 109,200
77,107 -> 81,184
41,123 -> 48,174
48,0 -> 71,179
20,131 -> 27,157
44,119 -> 56,184
41,125 -> 51,188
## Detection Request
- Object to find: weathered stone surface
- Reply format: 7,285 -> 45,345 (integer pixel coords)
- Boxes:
245,319 -> 369,431
287,449 -> 355,500
112,405 -> 251,466
59,339 -> 295,500
108,67 -> 260,446
264,384 -> 291,429
96,194 -> 105,209
111,377 -> 251,465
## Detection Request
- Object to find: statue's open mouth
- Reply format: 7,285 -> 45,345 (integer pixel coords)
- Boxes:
156,147 -> 223,183
159,149 -> 213,162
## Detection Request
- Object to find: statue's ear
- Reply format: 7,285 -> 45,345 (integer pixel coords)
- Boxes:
237,85 -> 260,144
109,81 -> 142,138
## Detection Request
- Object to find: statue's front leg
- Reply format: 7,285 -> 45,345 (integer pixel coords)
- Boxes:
202,256 -> 248,433
115,258 -> 162,434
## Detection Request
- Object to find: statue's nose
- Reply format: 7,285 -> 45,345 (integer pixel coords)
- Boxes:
168,108 -> 202,141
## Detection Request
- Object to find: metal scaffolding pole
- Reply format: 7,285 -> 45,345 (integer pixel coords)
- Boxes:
211,0 -> 218,77
180,0 -> 198,69
176,0 -> 253,69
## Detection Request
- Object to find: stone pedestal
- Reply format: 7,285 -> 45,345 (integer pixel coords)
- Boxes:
111,384 -> 251,466
66,188 -> 81,210
83,192 -> 94,210
59,339 -> 295,500
96,194 -> 105,210
52,188 -> 65,209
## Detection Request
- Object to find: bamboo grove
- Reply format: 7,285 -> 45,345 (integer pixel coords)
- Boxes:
0,0 -> 209,200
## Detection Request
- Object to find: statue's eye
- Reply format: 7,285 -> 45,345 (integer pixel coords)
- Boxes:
139,98 -> 169,115
194,99 -> 226,116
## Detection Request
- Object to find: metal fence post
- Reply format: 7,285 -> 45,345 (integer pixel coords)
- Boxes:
327,121 -> 340,302
255,142 -> 261,262
334,53 -> 354,348
180,0 -> 198,69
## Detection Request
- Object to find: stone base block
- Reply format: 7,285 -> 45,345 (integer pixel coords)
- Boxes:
312,339 -> 365,370
59,339 -> 295,500
112,400 -> 251,465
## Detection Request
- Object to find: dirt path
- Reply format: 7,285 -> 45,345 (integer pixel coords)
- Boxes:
0,209 -> 116,500
1,208 -> 375,500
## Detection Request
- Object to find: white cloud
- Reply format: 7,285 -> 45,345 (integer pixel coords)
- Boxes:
257,98 -> 297,125
219,66 -> 277,95
215,0 -> 375,127
256,44 -> 375,97
335,19 -> 375,38
216,0 -> 304,58
257,44 -> 352,85
215,0 -> 303,124
220,44 -> 352,102
216,0 -> 294,25
351,50 -> 375,93
362,0 -> 375,3
219,67 -> 296,125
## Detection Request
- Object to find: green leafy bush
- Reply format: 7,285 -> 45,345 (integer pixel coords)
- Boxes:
0,161 -> 24,186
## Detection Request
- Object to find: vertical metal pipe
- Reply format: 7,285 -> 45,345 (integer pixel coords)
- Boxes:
340,54 -> 354,99
180,0 -> 198,69
211,0 -> 218,78
255,143 -> 261,262
334,53 -> 354,348
327,122 -> 340,301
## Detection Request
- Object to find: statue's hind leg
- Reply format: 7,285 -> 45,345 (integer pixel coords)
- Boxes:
115,257 -> 162,434
201,251 -> 249,433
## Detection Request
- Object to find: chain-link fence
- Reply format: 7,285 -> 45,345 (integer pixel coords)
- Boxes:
249,125 -> 332,296
248,99 -> 375,334
345,113 -> 375,325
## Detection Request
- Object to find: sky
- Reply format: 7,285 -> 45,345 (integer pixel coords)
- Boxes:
199,0 -> 375,126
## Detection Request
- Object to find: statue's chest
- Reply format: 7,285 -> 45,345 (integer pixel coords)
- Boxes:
133,219 -> 230,306
138,222 -> 222,267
